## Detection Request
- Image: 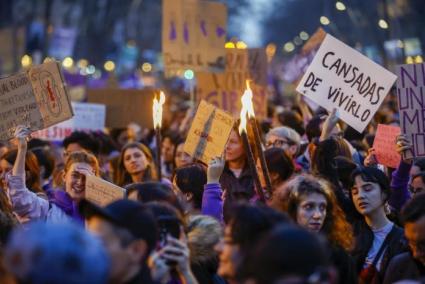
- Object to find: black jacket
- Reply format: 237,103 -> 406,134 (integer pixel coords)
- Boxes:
352,222 -> 408,284
330,245 -> 358,284
383,252 -> 425,283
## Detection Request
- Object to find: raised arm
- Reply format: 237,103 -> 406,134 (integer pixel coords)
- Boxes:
202,157 -> 225,223
7,126 -> 49,220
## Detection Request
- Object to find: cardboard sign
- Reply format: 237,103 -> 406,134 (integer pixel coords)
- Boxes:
373,124 -> 401,168
162,0 -> 227,72
85,175 -> 126,207
32,102 -> 105,141
197,48 -> 268,119
296,34 -> 397,133
184,100 -> 234,164
0,61 -> 73,140
396,63 -> 425,158
87,88 -> 157,128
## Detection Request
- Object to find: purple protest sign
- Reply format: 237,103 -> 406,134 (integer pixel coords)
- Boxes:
396,63 -> 425,158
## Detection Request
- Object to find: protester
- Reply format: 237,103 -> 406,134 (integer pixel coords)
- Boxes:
281,174 -> 357,284
220,128 -> 255,208
383,194 -> 425,283
409,172 -> 425,197
187,215 -> 225,284
350,166 -> 407,283
174,163 -> 207,211
7,125 -> 99,224
62,131 -> 100,158
115,142 -> 158,186
174,138 -> 194,169
4,222 -> 109,284
161,131 -> 180,179
29,146 -> 55,191
215,203 -> 289,283
265,126 -> 301,160
237,224 -> 332,284
81,199 -> 158,284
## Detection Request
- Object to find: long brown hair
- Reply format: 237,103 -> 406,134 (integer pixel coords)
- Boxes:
1,149 -> 42,193
115,142 -> 157,186
278,174 -> 354,251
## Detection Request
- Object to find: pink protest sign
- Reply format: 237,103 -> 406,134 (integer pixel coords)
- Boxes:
373,124 -> 401,168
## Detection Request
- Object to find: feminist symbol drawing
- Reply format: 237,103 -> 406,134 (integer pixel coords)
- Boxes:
38,71 -> 62,117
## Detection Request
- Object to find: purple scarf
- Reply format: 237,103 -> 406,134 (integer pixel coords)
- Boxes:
47,189 -> 84,225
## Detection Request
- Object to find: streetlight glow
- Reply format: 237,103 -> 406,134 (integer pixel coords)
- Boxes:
378,19 -> 389,29
336,1 -> 346,11
320,16 -> 330,26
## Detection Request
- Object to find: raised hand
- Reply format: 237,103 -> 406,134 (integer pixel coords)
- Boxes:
207,156 -> 225,184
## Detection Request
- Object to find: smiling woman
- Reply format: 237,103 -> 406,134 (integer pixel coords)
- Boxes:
6,125 -> 100,224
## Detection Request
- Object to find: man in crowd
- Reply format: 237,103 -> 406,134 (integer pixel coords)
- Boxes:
81,199 -> 158,284
384,194 -> 425,283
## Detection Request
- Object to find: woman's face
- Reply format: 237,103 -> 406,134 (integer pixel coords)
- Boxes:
215,225 -> 240,280
0,159 -> 12,189
174,143 -> 193,169
352,175 -> 385,216
123,147 -> 148,175
296,192 -> 327,233
64,162 -> 95,202
162,137 -> 175,163
225,130 -> 244,163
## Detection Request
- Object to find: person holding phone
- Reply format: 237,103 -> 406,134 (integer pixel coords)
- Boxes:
147,202 -> 199,284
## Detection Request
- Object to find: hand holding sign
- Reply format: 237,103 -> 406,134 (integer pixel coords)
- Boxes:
320,108 -> 339,141
395,134 -> 413,164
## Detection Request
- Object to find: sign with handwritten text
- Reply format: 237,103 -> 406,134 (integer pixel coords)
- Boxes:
162,0 -> 227,72
296,34 -> 397,133
373,124 -> 401,168
396,63 -> 425,158
197,48 -> 268,119
32,102 -> 105,141
85,175 -> 126,207
0,61 -> 73,140
184,100 -> 234,164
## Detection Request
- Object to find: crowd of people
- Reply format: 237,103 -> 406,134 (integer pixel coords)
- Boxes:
0,88 -> 424,284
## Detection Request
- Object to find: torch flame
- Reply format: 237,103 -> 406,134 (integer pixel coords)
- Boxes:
153,91 -> 166,129
238,80 -> 255,134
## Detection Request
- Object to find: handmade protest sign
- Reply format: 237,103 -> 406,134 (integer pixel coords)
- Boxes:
162,0 -> 227,73
296,33 -> 397,133
32,102 -> 105,141
87,88 -> 157,128
85,175 -> 126,207
197,48 -> 268,119
184,100 -> 234,164
396,63 -> 425,158
0,61 -> 73,141
373,124 -> 401,168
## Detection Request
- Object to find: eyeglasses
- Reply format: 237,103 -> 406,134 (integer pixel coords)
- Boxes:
266,139 -> 293,149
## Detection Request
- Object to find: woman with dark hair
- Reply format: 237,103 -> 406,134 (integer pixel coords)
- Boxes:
174,164 -> 207,211
264,147 -> 295,199
125,182 -> 184,215
173,139 -> 194,170
215,203 -> 289,283
350,166 -> 407,283
282,174 -> 357,284
115,142 -> 157,186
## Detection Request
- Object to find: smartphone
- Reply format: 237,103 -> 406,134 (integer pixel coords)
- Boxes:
157,216 -> 181,266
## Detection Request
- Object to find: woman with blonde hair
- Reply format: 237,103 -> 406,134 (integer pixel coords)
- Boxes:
275,174 -> 357,284
114,142 -> 157,186
6,126 -> 100,224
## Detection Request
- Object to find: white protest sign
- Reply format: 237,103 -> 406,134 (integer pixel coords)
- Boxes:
396,63 -> 425,158
85,175 -> 126,207
0,61 -> 73,140
162,0 -> 227,72
32,102 -> 105,141
296,34 -> 397,133
184,100 -> 234,164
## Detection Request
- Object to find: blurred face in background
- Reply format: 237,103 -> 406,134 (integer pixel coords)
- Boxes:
174,143 -> 193,169
225,130 -> 244,163
123,147 -> 148,176
162,137 -> 175,163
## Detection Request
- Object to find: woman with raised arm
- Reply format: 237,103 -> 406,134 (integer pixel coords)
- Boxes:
7,125 -> 99,224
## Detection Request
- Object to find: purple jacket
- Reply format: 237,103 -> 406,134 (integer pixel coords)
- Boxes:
201,183 -> 223,223
7,173 -> 83,224
389,161 -> 411,212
